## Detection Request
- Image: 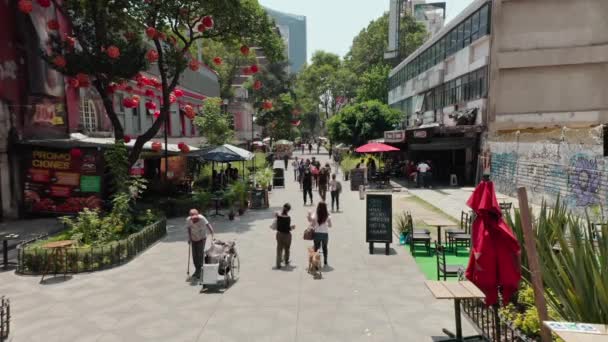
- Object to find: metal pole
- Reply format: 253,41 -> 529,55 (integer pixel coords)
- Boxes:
164,113 -> 169,181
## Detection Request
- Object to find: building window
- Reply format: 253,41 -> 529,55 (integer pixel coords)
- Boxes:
80,98 -> 97,132
479,4 -> 489,36
471,11 -> 480,41
463,17 -> 472,46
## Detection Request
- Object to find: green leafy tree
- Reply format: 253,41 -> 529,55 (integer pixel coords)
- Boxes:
326,100 -> 401,146
356,64 -> 391,103
193,98 -> 233,145
41,0 -> 283,166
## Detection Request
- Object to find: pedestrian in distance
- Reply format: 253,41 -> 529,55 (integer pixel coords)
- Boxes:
416,160 -> 431,188
318,164 -> 329,201
299,159 -> 306,190
272,203 -> 295,269
302,166 -> 314,205
329,174 -> 342,212
317,142 -> 320,155
283,154 -> 289,170
292,157 -> 299,181
301,143 -> 305,154
308,142 -> 313,154
307,202 -> 332,267
186,209 -> 215,280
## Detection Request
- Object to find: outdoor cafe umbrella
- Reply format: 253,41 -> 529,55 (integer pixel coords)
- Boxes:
465,178 -> 521,306
355,142 -> 399,153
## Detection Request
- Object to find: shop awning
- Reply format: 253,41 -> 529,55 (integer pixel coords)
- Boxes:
189,143 -> 253,162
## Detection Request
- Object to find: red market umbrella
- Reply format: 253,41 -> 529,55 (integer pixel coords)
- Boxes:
355,142 -> 399,153
465,179 -> 521,306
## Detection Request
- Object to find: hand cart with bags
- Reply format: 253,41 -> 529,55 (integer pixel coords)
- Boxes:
201,239 -> 240,290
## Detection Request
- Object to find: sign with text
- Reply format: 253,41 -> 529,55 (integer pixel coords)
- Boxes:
250,189 -> 267,209
366,194 -> 393,243
350,168 -> 366,191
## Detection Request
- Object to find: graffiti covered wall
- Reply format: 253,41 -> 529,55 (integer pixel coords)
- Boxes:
489,126 -> 607,216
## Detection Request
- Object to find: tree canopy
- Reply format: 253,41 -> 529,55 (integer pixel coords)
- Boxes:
193,98 -> 233,145
39,0 -> 283,165
326,100 -> 401,146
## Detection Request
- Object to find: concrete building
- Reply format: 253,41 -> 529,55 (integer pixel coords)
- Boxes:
486,0 -> 608,216
264,7 -> 307,74
389,0 -> 608,215
388,0 -> 491,185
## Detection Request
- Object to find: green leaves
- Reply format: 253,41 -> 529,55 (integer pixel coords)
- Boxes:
193,98 -> 233,146
327,100 -> 401,146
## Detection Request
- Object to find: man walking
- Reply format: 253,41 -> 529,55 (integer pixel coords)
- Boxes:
302,166 -> 313,205
186,209 -> 214,279
283,154 -> 289,170
308,142 -> 312,154
329,174 -> 342,212
292,157 -> 299,181
318,165 -> 329,201
416,161 -> 431,188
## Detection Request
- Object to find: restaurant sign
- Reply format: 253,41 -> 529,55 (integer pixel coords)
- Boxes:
384,130 -> 406,143
413,130 -> 428,139
23,147 -> 104,214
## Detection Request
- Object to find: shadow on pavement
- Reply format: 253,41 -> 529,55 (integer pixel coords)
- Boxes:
40,275 -> 73,285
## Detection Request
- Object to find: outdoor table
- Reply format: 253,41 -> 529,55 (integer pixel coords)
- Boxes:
210,197 -> 224,217
544,322 -> 608,342
40,240 -> 74,283
0,232 -> 20,269
425,280 -> 485,341
422,218 -> 457,245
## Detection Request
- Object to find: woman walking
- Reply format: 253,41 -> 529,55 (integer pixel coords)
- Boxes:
273,203 -> 295,269
307,202 -> 332,267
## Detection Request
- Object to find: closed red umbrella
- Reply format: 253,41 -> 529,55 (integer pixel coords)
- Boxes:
355,142 -> 399,153
465,179 -> 521,306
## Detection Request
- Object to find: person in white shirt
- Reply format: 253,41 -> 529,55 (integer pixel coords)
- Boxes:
329,174 -> 342,212
186,209 -> 214,279
292,157 -> 299,181
416,161 -> 431,188
307,202 -> 332,266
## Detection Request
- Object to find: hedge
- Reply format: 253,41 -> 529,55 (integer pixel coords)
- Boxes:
16,219 -> 166,275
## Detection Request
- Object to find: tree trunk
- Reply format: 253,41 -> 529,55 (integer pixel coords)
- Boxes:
93,80 -> 125,141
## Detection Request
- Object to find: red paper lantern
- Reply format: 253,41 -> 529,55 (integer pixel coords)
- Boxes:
151,142 -> 162,152
145,101 -> 157,110
122,98 -> 136,108
201,16 -> 214,29
64,36 -> 76,48
125,85 -> 133,93
132,95 -> 140,104
68,78 -> 79,88
153,111 -> 160,119
145,89 -> 155,97
145,27 -> 157,39
180,144 -> 190,153
213,57 -> 222,66
174,89 -> 184,97
250,64 -> 259,73
184,105 -> 194,118
107,83 -> 118,94
18,0 -> 33,13
188,59 -> 200,71
76,73 -> 89,86
253,80 -> 262,90
197,23 -> 206,33
262,100 -> 273,110
70,148 -> 82,159
146,49 -> 159,63
52,55 -> 66,68
36,0 -> 51,7
124,135 -> 131,143
106,45 -> 120,59
169,94 -> 177,104
240,45 -> 250,56
177,142 -> 186,149
47,20 -> 59,31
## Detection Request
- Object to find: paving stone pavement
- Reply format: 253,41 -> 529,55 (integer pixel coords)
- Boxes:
0,151 -> 476,342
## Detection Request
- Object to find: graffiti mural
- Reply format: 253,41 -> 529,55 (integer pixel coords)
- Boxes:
567,154 -> 601,207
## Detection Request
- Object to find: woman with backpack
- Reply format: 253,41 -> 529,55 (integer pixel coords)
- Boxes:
329,174 -> 342,212
307,202 -> 332,267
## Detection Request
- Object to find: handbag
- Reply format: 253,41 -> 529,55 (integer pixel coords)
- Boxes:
303,226 -> 315,240
270,217 -> 277,230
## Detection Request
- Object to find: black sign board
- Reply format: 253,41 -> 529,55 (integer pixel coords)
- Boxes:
250,189 -> 267,209
350,168 -> 366,191
366,194 -> 393,255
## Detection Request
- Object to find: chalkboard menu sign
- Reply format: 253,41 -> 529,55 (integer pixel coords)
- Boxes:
350,168 -> 366,191
250,189 -> 267,209
366,194 -> 392,254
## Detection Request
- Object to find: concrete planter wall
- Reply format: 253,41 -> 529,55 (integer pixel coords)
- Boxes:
16,219 -> 167,275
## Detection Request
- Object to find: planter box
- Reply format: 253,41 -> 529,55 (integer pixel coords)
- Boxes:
16,219 -> 167,275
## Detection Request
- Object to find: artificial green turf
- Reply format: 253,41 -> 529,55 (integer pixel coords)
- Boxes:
405,243 -> 470,280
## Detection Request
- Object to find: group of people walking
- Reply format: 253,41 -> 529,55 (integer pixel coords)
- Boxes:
292,156 -> 341,212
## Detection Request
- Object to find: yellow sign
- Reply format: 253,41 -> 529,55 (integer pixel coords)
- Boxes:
51,116 -> 64,125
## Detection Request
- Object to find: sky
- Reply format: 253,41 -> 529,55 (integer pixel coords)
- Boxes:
258,0 -> 475,62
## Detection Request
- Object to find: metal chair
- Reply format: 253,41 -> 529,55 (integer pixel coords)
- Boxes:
444,211 -> 468,244
436,244 -> 464,280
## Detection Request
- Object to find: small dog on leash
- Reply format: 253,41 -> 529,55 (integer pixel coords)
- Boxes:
307,247 -> 322,279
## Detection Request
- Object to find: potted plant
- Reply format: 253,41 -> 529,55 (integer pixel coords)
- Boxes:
255,168 -> 273,192
395,212 -> 411,245
192,190 -> 212,214
230,181 -> 248,216
223,189 -> 236,220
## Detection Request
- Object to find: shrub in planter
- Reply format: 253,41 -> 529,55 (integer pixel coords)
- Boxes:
395,211 -> 410,244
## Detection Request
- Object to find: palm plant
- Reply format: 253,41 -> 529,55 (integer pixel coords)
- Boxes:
506,197 -> 608,323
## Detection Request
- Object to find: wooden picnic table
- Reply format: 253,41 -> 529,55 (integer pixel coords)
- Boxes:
544,322 -> 608,342
40,240 -> 74,283
425,280 -> 485,341
422,218 -> 457,245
